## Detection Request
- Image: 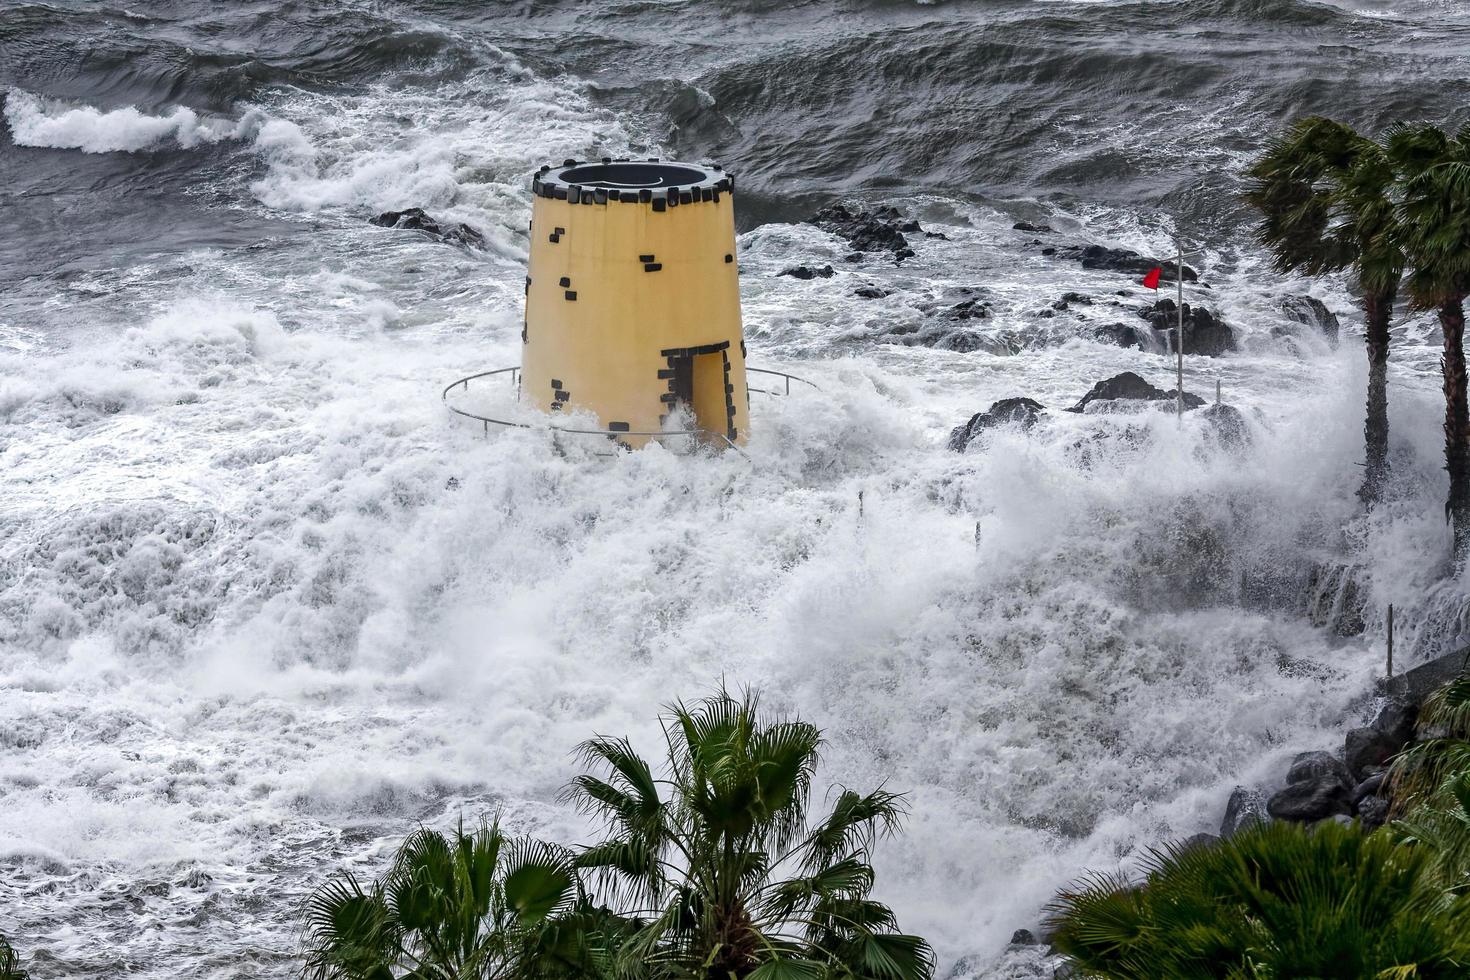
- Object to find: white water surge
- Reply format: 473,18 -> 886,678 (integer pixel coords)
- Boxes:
1,53 -> 1466,980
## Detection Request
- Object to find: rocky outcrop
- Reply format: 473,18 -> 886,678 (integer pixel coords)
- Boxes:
1013,221 -> 1055,233
853,285 -> 890,299
1140,300 -> 1236,356
948,397 -> 1047,451
1057,244 -> 1199,282
1267,751 -> 1354,822
371,208 -> 486,248
810,204 -> 917,260
940,298 -> 992,321
1281,295 -> 1340,347
1092,322 -> 1155,350
1067,372 -> 1206,414
779,264 -> 835,280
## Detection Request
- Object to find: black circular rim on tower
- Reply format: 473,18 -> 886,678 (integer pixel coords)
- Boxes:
531,157 -> 734,206
558,162 -> 707,189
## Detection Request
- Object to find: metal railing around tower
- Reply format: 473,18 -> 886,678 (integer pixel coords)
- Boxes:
441,366 -> 817,455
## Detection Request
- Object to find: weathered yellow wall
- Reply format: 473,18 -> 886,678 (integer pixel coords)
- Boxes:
520,173 -> 748,447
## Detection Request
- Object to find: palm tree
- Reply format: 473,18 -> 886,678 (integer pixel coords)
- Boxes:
1386,124 -> 1470,567
0,935 -> 26,980
1245,117 -> 1405,505
564,688 -> 934,979
1047,820 -> 1470,978
300,819 -> 612,980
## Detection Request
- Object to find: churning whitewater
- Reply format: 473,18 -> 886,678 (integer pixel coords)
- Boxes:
3,1 -> 1470,976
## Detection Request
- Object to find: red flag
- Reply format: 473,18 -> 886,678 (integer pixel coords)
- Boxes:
1142,266 -> 1162,290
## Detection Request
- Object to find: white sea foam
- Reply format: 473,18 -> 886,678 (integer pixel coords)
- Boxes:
3,89 -> 264,153
1,51 -> 1462,980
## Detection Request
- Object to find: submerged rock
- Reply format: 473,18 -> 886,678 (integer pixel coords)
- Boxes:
779,264 -> 835,280
810,203 -> 916,259
1199,403 -> 1250,450
1140,299 -> 1236,356
1067,372 -> 1206,413
1013,220 -> 1054,233
949,397 -> 1047,451
853,285 -> 890,299
1281,294 -> 1340,347
371,208 -> 486,248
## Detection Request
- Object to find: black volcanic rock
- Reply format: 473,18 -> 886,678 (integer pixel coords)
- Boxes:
1220,786 -> 1268,837
853,285 -> 890,299
372,208 -> 486,248
1268,751 -> 1354,823
1140,299 -> 1236,356
1281,294 -> 1340,347
1059,244 -> 1199,282
1093,322 -> 1151,350
810,203 -> 915,258
1067,372 -> 1206,413
1013,221 -> 1054,233
948,397 -> 1047,451
779,264 -> 835,280
940,298 -> 991,321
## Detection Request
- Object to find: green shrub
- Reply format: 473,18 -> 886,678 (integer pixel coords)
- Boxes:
1047,820 -> 1470,979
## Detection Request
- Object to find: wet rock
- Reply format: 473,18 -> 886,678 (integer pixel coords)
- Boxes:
1268,751 -> 1354,823
1066,372 -> 1206,413
1371,697 -> 1418,747
1092,322 -> 1152,350
1041,246 -> 1056,256
1356,795 -> 1390,829
1344,726 -> 1399,781
1013,221 -> 1055,233
895,247 -> 915,261
1268,779 -> 1353,822
1010,929 -> 1038,946
1181,832 -> 1221,851
371,208 -> 487,248
843,252 -> 864,262
1281,295 -> 1340,347
899,219 -> 922,233
1220,786 -> 1268,837
941,298 -> 991,321
1352,772 -> 1386,803
1060,244 -> 1198,282
1139,299 -> 1236,356
810,203 -> 914,258
1052,292 -> 1094,311
925,231 -> 950,240
1287,751 -> 1352,787
779,264 -> 835,280
949,397 -> 1047,451
1381,647 -> 1470,705
853,285 -> 890,299
1200,403 -> 1250,450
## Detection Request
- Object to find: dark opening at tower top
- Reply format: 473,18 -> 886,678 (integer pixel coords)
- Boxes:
534,158 -> 733,199
560,162 -> 706,189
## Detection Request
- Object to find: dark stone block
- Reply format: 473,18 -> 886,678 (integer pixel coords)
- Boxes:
949,397 -> 1047,451
1220,786 -> 1268,837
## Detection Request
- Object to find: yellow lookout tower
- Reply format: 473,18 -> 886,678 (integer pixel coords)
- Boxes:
521,158 -> 749,447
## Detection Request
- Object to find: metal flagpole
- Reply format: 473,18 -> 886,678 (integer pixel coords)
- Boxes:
1170,241 -> 1203,419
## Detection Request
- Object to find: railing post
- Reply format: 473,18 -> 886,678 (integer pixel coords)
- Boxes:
1387,604 -> 1394,678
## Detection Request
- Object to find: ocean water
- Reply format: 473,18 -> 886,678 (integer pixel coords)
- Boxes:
3,1 -> 1470,976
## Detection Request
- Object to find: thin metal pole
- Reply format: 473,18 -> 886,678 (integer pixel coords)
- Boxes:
1387,604 -> 1395,677
1176,248 -> 1185,419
